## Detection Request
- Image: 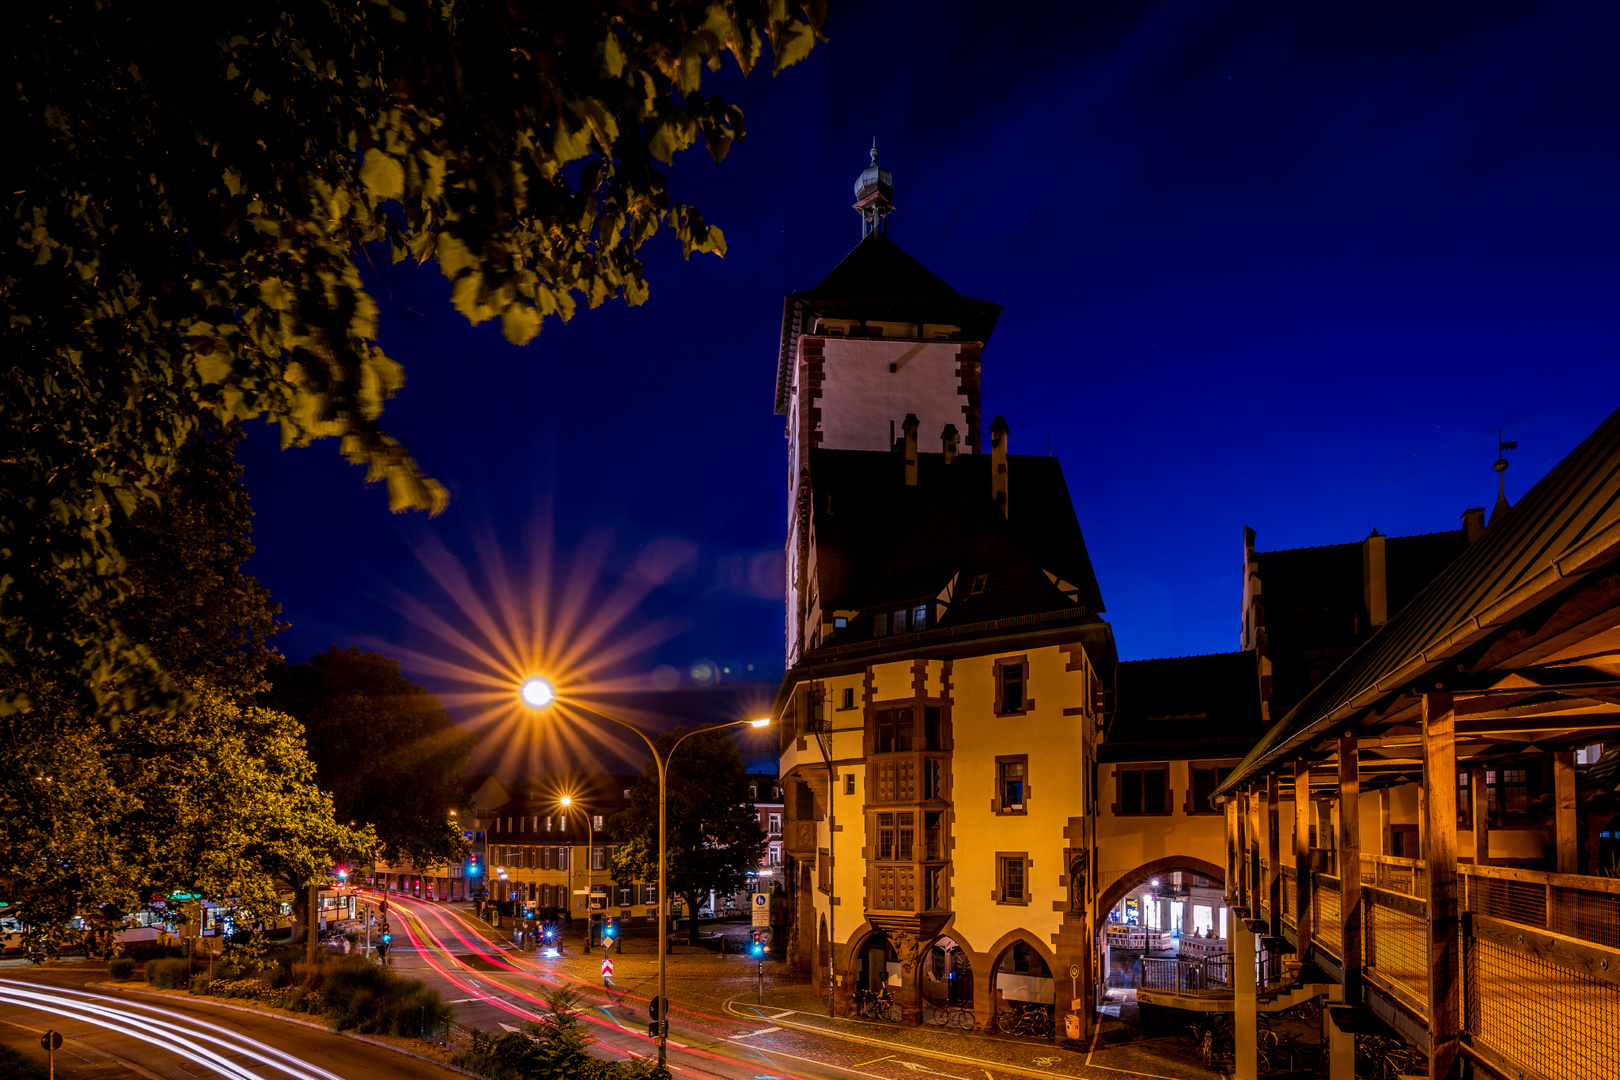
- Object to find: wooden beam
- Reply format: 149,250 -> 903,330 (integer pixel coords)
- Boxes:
1294,759 -> 1314,961
1555,750 -> 1577,874
1267,772 -> 1281,938
1423,692 -> 1461,1080
1338,736 -> 1362,1007
1379,788 -> 1392,856
1226,796 -> 1239,904
1469,769 -> 1488,866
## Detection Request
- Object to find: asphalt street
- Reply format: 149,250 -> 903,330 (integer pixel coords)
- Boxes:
0,965 -> 459,1079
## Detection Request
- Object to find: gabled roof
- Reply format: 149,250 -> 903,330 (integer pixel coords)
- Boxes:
1103,652 -> 1264,761
1218,405 -> 1620,797
774,234 -> 1003,414
808,447 -> 1104,631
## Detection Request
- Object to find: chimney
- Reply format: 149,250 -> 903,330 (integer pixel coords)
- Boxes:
1362,528 -> 1387,630
902,414 -> 919,486
989,415 -> 1009,517
1461,507 -> 1486,544
941,424 -> 960,464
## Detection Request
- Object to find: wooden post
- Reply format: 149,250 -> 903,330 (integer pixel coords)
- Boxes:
1328,799 -> 1340,877
1294,760 -> 1314,961
1469,769 -> 1488,866
1266,772 -> 1281,938
1337,737 -> 1361,1006
1227,797 -> 1240,904
1554,750 -> 1578,874
1379,788 -> 1392,856
1423,692 -> 1460,1080
1257,781 -> 1270,921
1236,789 -> 1250,912
1234,908 -> 1258,1080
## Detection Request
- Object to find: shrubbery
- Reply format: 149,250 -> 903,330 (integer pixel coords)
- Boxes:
108,957 -> 136,981
453,987 -> 665,1080
0,1044 -> 49,1080
145,958 -> 194,988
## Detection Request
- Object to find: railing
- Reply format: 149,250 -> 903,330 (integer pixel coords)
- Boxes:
1313,873 -> 1342,960
1460,865 -> 1620,1080
1362,853 -> 1427,899
1288,857 -> 1620,1080
1281,865 -> 1296,928
1140,954 -> 1231,998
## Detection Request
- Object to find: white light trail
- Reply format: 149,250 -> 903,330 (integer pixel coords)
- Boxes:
0,980 -> 344,1080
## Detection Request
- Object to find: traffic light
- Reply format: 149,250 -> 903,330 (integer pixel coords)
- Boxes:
602,918 -> 616,941
750,931 -> 764,958
381,932 -> 392,944
467,856 -> 481,877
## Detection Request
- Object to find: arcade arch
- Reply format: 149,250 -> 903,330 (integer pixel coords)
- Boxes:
1095,857 -> 1229,1010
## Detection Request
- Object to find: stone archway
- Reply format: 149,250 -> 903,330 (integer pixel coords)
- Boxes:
974,928 -> 1059,1032
1094,856 -> 1225,936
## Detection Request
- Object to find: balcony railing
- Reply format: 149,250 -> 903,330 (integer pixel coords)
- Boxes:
1140,954 -> 1232,997
1288,858 -> 1620,1080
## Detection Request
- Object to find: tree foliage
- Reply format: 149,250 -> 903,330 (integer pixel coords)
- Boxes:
3,1 -> 827,716
266,646 -> 474,871
0,689 -> 371,961
610,727 -> 764,944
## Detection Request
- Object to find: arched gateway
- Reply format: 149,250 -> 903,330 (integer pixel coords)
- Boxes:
1095,857 -> 1229,1011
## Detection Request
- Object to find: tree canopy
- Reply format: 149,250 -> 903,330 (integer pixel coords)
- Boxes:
3,1 -> 827,717
267,646 -> 475,871
610,726 -> 764,944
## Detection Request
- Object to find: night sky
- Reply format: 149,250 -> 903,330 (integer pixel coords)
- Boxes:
236,2 -> 1620,774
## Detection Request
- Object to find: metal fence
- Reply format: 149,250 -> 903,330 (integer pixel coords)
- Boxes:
1139,954 -> 1231,997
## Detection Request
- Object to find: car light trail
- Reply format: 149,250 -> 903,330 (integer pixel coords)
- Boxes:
0,980 -> 342,1080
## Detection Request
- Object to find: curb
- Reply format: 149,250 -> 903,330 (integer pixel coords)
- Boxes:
721,996 -> 1087,1080
98,983 -> 483,1079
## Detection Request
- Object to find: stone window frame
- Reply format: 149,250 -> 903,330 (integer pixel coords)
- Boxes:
838,686 -> 858,711
993,655 -> 1034,716
994,851 -> 1031,906
1185,761 -> 1240,815
1113,762 -> 1173,816
992,753 -> 1030,816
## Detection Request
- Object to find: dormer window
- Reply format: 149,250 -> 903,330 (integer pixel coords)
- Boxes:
911,604 -> 927,630
892,609 -> 908,633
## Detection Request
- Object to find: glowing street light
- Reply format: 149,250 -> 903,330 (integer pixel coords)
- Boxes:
521,678 -> 554,708
519,681 -> 769,1065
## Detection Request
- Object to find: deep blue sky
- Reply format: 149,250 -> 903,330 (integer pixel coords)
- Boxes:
238,1 -> 1620,763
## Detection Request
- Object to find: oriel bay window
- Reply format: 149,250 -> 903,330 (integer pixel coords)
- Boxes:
875,708 -> 914,752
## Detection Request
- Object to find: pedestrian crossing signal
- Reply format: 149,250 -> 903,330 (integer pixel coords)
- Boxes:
381,933 -> 392,944
750,930 -> 764,958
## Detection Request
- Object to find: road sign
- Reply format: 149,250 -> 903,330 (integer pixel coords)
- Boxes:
649,996 -> 663,1020
1069,964 -> 1080,979
40,1030 -> 62,1051
601,955 -> 615,980
751,892 -> 769,928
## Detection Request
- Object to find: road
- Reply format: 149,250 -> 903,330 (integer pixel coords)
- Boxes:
0,966 -> 458,1079
378,894 -> 1209,1080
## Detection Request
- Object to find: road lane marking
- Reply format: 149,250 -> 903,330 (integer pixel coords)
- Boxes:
853,1054 -> 894,1067
729,1027 -> 782,1038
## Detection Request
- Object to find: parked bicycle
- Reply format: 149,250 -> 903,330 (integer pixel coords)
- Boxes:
928,1001 -> 974,1030
994,1002 -> 1053,1039
1177,1012 -> 1234,1069
853,986 -> 899,1022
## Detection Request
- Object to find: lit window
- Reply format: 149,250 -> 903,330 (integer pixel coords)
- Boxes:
768,813 -> 781,834
912,605 -> 927,630
834,616 -> 848,629
592,814 -> 604,831
999,760 -> 1026,811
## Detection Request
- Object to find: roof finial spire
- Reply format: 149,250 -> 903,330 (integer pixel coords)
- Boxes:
1490,429 -> 1517,524
853,140 -> 895,239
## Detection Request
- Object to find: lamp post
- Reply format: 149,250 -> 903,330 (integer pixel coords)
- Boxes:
558,795 -> 595,952
520,677 -> 767,1067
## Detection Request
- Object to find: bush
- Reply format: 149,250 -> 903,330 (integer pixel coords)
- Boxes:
108,957 -> 136,981
145,958 -> 192,989
0,1044 -> 49,1080
123,941 -> 178,964
189,973 -> 212,995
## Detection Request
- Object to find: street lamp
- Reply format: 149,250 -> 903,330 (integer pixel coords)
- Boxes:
557,794 -> 596,952
520,678 -> 768,1066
